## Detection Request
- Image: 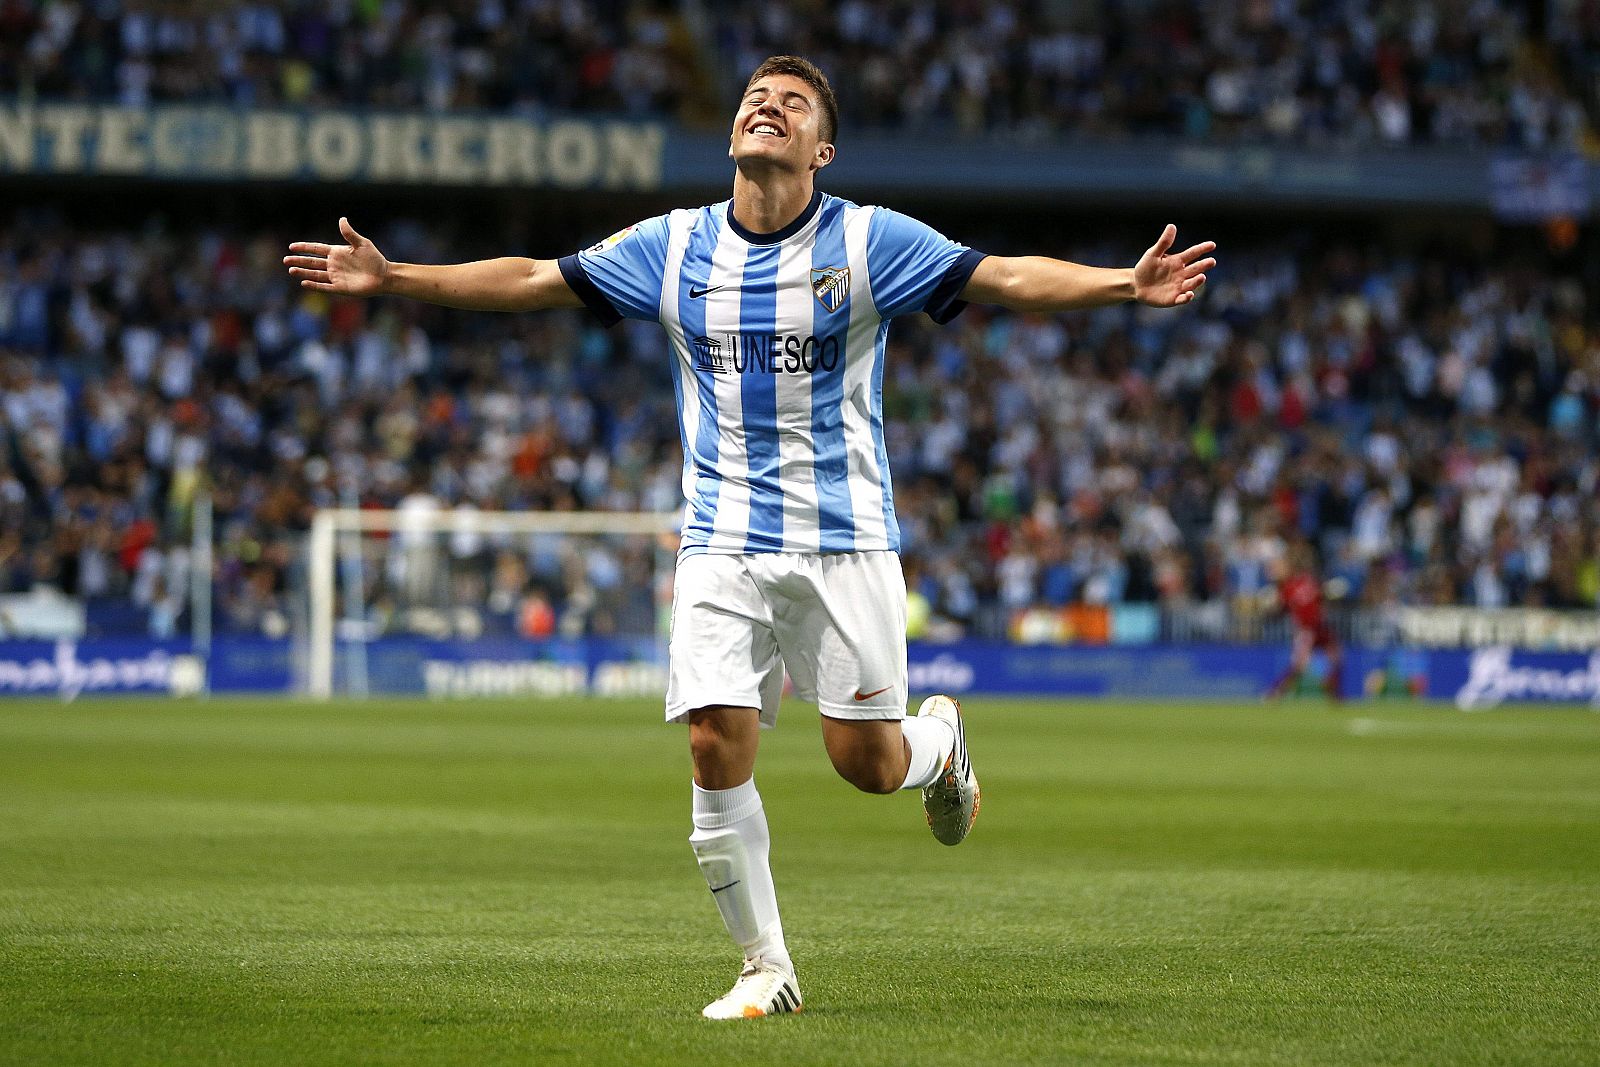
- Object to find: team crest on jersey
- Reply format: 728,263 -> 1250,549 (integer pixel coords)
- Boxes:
585,225 -> 636,255
811,266 -> 851,313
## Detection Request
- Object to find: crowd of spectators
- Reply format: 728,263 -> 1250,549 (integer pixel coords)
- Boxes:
1,0 -> 1595,150
2,209 -> 1598,640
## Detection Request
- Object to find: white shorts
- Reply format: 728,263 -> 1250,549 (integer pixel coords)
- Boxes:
665,551 -> 909,727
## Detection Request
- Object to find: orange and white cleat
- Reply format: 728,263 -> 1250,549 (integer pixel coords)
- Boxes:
701,959 -> 803,1020
919,695 -> 980,846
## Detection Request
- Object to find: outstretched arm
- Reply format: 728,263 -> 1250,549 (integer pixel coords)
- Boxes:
960,224 -> 1215,312
283,217 -> 584,312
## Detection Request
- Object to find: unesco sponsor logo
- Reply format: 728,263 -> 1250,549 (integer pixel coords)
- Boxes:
692,333 -> 841,375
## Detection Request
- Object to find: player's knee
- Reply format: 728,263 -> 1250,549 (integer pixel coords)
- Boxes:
687,706 -> 758,785
689,721 -> 736,772
688,726 -> 721,770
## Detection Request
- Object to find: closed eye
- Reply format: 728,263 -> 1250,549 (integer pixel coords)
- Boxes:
744,89 -> 812,111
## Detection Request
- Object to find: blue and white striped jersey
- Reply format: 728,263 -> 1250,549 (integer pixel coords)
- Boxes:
558,191 -> 985,556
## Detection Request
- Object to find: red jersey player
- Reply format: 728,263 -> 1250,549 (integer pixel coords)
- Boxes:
1268,542 -> 1344,702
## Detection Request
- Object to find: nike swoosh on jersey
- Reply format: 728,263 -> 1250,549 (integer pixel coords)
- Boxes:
688,284 -> 727,299
853,686 -> 893,701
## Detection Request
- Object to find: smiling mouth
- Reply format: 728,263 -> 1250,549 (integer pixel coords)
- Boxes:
748,123 -> 785,138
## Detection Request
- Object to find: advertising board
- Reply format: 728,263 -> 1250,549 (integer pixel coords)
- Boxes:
2,638 -> 1593,711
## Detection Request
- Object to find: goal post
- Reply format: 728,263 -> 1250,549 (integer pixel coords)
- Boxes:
305,508 -> 681,700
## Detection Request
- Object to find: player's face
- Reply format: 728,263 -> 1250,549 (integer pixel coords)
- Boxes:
729,74 -> 833,173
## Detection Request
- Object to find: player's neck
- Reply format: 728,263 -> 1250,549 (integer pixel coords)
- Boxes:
730,169 -> 815,237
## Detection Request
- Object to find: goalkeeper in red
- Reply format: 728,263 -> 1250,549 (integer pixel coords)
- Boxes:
284,55 -> 1216,1019
1269,542 -> 1346,702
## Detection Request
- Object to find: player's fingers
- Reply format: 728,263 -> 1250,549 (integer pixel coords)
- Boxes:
1179,241 -> 1216,263
288,242 -> 334,255
289,267 -> 332,284
299,279 -> 338,292
1184,257 -> 1216,277
1148,223 -> 1177,257
338,216 -> 364,246
1182,273 -> 1207,293
282,255 -> 328,270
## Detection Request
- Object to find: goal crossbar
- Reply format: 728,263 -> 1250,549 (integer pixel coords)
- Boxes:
306,508 -> 680,700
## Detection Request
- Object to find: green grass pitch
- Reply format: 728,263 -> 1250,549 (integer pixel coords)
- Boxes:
2,696 -> 1597,1066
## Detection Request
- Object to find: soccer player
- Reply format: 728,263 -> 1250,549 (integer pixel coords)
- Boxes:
284,55 -> 1216,1019
1268,541 -> 1345,702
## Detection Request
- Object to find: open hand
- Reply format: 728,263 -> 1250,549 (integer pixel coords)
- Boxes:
283,217 -> 388,296
1133,224 -> 1215,307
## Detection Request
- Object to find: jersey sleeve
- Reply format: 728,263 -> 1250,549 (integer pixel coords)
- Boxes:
865,208 -> 987,324
557,214 -> 671,327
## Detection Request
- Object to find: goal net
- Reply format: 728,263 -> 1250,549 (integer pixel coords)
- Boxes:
302,508 -> 680,699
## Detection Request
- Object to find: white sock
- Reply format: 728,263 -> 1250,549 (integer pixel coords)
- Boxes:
688,778 -> 792,974
899,714 -> 956,790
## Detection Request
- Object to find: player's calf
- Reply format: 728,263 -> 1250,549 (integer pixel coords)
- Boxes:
828,755 -> 902,794
820,716 -> 910,794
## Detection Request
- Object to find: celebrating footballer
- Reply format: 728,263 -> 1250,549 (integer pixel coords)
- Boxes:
285,55 -> 1216,1020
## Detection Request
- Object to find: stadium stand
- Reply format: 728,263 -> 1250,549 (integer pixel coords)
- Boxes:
2,209 -> 1596,638
2,0 -> 1597,642
1,0 -> 1595,148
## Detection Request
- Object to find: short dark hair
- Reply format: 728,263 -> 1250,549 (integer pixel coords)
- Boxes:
744,55 -> 838,144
